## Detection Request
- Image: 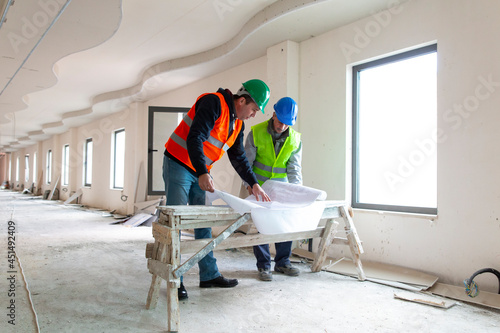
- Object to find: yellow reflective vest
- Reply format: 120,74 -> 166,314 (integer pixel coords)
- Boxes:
251,121 -> 301,185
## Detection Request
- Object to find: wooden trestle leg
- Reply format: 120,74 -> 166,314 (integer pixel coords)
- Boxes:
339,205 -> 366,281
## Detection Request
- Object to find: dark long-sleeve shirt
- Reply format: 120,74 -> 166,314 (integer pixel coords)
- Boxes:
165,88 -> 258,187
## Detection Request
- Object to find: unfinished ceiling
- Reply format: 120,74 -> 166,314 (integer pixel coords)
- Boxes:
0,0 -> 406,152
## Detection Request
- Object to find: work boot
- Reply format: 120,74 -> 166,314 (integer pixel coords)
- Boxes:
274,264 -> 300,276
199,275 -> 238,288
178,282 -> 188,300
258,268 -> 273,281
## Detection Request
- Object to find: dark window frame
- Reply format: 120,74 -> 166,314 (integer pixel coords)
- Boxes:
46,149 -> 52,184
112,129 -> 125,189
352,44 -> 438,215
62,144 -> 70,186
147,106 -> 189,196
84,138 -> 93,187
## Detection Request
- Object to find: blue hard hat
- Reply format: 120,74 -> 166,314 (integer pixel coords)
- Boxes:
273,97 -> 298,126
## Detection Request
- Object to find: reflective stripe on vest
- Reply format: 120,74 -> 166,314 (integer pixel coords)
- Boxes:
165,92 -> 242,173
251,121 -> 301,185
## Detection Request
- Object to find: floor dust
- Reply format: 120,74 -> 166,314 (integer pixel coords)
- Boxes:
1,190 -> 499,332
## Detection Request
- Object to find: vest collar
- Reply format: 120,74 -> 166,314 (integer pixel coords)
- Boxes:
218,88 -> 235,120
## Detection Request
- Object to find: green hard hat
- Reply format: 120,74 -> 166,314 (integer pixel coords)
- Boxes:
239,79 -> 270,113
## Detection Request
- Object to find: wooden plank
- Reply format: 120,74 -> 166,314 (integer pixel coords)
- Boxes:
152,222 -> 172,245
159,205 -> 237,216
292,248 -> 315,260
311,220 -> 339,272
340,205 -> 363,254
157,201 -> 344,229
180,227 -> 325,254
173,214 -> 251,278
167,280 -> 180,332
48,175 -> 60,200
134,161 -> 147,204
158,200 -> 345,218
147,259 -> 172,285
158,211 -> 181,227
145,242 -> 154,259
394,291 -> 456,308
321,205 -> 341,219
167,229 -> 181,332
175,219 -> 239,229
64,188 -> 83,204
324,259 -> 438,288
123,213 -> 152,227
145,241 -> 167,310
145,275 -> 162,310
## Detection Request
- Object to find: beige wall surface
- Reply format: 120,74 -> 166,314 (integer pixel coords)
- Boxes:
3,0 -> 499,292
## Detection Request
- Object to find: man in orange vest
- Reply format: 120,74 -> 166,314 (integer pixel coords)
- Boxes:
163,79 -> 271,300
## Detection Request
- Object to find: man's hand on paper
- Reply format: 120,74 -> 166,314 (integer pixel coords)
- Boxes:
251,183 -> 271,202
198,173 -> 215,193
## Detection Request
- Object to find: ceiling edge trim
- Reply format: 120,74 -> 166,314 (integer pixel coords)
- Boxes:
92,0 -> 330,106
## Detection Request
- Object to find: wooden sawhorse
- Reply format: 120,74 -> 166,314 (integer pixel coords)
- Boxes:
144,200 -> 365,332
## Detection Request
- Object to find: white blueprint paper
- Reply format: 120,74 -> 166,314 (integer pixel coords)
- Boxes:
206,180 -> 326,234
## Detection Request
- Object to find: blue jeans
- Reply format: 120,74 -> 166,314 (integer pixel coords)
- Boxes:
163,155 -> 221,282
253,241 -> 292,270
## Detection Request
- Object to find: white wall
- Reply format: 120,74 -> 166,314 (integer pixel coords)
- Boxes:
300,0 -> 500,291
74,103 -> 147,214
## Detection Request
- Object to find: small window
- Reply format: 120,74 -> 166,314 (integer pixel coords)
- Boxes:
46,150 -> 52,184
62,145 -> 70,186
33,152 -> 37,183
16,157 -> 20,182
111,129 -> 125,189
8,157 -> 12,182
352,44 -> 437,215
25,155 -> 30,182
84,138 -> 93,186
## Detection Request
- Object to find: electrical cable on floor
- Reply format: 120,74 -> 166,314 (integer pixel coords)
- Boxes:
14,249 -> 40,333
463,268 -> 500,298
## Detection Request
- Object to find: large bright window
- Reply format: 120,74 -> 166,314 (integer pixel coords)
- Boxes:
46,150 -> 52,184
25,155 -> 30,182
352,44 -> 437,215
62,144 -> 70,186
84,138 -> 93,187
111,129 -> 125,189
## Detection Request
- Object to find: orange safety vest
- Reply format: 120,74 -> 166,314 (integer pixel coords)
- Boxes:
165,92 -> 242,173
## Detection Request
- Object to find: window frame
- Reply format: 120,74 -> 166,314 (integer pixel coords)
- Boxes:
46,149 -> 52,184
62,144 -> 70,186
111,129 -> 125,189
33,152 -> 37,184
25,154 -> 30,182
83,138 -> 93,187
351,44 -> 438,215
15,156 -> 20,182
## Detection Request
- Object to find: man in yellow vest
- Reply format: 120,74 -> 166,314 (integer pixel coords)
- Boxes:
163,79 -> 271,299
244,97 -> 302,281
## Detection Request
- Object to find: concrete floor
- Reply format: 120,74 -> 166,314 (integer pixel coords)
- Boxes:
1,190 -> 499,333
